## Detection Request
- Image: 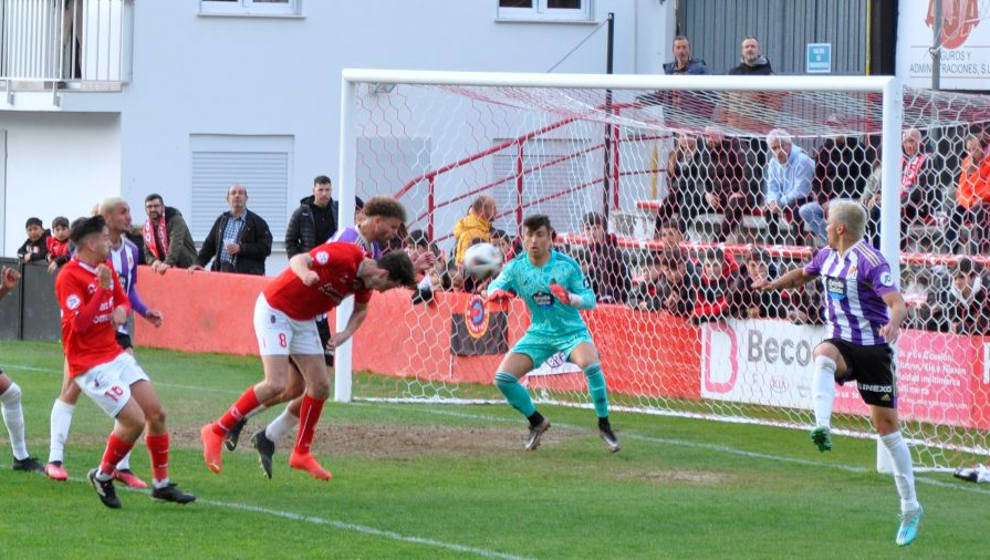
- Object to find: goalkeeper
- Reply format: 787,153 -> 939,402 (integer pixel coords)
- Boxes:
486,214 -> 619,452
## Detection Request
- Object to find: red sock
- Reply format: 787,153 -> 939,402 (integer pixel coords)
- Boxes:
293,394 -> 326,456
99,434 -> 136,476
213,387 -> 262,437
146,432 -> 169,481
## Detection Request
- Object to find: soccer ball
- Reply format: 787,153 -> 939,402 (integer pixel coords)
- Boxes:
462,242 -> 503,280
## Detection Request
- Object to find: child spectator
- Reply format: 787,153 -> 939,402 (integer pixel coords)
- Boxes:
17,217 -> 49,263
740,248 -> 783,318
693,248 -> 746,322
945,258 -> 990,335
46,216 -> 73,273
634,249 -> 697,316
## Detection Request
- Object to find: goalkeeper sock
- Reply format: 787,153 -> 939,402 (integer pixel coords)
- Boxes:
494,372 -> 535,418
812,356 -> 837,428
583,363 -> 609,418
879,431 -> 919,513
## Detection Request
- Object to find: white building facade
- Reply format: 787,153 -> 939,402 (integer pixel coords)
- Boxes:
0,0 -> 674,265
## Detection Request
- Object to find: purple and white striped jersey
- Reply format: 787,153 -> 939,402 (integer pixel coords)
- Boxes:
803,240 -> 897,346
108,237 -> 148,335
331,226 -> 381,259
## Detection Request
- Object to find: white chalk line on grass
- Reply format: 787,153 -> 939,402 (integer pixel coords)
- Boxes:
7,363 -> 242,395
357,402 -> 990,497
8,362 -> 990,497
0,468 -> 536,560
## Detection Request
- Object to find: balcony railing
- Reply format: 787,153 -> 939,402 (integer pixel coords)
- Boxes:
0,0 -> 132,89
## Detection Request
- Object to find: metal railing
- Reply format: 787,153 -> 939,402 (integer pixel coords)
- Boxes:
0,0 -> 132,86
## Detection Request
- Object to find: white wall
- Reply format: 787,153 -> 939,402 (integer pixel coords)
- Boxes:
0,113 -> 120,256
0,0 -> 673,264
115,0 -> 672,233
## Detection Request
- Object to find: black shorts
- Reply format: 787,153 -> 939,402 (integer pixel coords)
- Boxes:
115,332 -> 133,351
821,338 -> 895,408
315,316 -> 333,367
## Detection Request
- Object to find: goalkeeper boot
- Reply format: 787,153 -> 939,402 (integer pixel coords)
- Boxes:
810,426 -> 832,453
896,505 -> 924,546
599,425 -> 621,453
524,417 -> 551,451
251,429 -> 275,479
224,417 -> 247,451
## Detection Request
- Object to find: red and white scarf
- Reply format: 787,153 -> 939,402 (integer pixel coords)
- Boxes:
901,153 -> 927,198
142,215 -> 169,260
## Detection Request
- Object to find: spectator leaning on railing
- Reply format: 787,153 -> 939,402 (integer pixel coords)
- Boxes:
17,217 -> 49,264
142,193 -> 197,274
948,134 -> 990,254
192,183 -> 273,276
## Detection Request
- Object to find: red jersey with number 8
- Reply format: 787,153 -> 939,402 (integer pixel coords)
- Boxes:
55,258 -> 130,376
263,242 -> 372,320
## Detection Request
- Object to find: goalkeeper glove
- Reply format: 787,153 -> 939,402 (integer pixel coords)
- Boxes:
549,283 -> 583,307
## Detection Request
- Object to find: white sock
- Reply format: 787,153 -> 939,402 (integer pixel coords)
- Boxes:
1,383 -> 28,460
152,477 -> 171,489
265,406 -> 299,442
812,356 -> 837,429
879,431 -> 920,513
49,399 -> 75,463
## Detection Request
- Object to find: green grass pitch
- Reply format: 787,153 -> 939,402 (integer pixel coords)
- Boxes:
0,340 -> 986,559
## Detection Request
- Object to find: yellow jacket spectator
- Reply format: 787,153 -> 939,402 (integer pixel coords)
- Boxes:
453,195 -> 496,264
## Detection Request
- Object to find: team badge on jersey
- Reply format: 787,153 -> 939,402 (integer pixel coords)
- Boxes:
315,251 -> 329,265
66,294 -> 81,310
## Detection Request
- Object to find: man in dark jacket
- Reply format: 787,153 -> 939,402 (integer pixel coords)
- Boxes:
142,193 -> 197,273
727,36 -> 773,74
285,175 -> 338,257
662,36 -> 710,75
193,183 -> 272,275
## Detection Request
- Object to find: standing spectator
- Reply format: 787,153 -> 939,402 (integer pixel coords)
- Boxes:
285,175 -> 338,257
142,193 -> 197,273
662,35 -> 710,75
453,195 -> 497,265
948,134 -> 990,253
656,132 -> 705,234
193,184 -> 273,275
17,217 -> 49,264
46,216 -> 73,273
700,126 -> 753,241
764,129 -> 824,244
727,36 -> 773,75
582,212 -> 631,304
281,175 -> 339,373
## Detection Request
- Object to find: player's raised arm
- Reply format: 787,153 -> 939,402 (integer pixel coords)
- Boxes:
289,253 -> 319,286
752,265 -> 816,291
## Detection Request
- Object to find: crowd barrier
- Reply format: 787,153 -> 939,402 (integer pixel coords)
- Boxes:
0,260 -> 60,341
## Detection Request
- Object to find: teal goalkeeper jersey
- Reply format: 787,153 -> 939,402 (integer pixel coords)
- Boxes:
487,250 -> 596,338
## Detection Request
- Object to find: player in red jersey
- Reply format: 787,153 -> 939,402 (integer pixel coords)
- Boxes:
55,216 -> 194,508
200,241 -> 416,480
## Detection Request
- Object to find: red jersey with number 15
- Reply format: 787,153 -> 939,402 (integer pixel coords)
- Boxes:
55,258 -> 130,376
263,242 -> 372,321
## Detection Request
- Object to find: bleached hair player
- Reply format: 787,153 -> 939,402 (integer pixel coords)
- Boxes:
752,199 -> 922,546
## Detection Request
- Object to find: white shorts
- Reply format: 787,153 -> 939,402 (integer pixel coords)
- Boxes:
254,294 -> 324,356
74,353 -> 150,417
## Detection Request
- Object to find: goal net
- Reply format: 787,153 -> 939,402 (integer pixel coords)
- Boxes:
336,70 -> 990,472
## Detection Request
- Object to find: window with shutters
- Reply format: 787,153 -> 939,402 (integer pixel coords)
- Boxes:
189,135 -> 292,243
